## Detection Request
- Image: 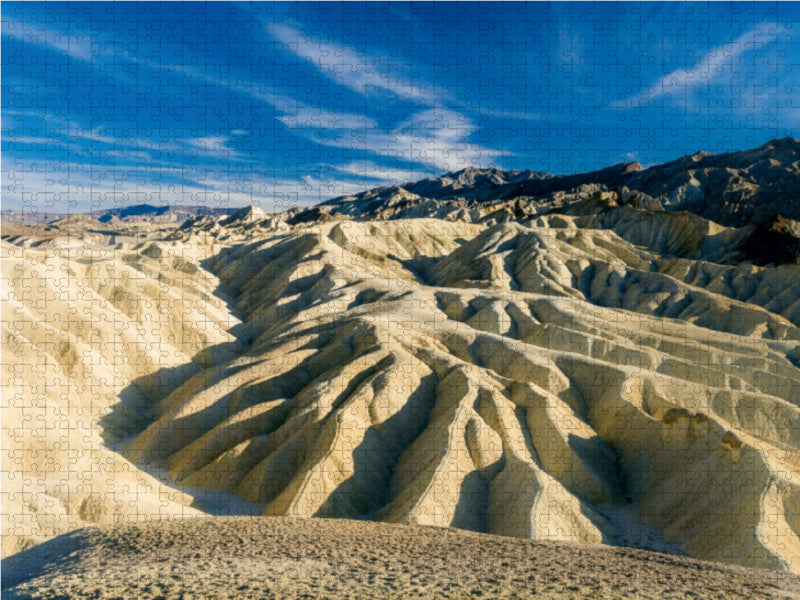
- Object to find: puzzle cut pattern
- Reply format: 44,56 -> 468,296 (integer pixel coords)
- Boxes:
2,3 -> 800,597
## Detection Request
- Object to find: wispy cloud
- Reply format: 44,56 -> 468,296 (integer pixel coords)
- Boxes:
194,173 -> 372,207
3,135 -> 73,149
617,23 -> 787,107
276,107 -> 376,130
311,108 -> 506,172
70,126 -> 122,145
331,161 -> 433,185
2,20 -> 95,61
4,10 -> 507,206
468,106 -> 549,122
2,30 -> 368,142
150,62 -> 376,134
556,25 -> 586,66
269,23 -> 435,103
6,109 -> 257,164
251,25 -> 501,172
183,136 -> 240,156
2,160 -> 373,211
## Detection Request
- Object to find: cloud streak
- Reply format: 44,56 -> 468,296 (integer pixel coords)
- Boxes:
2,160 -> 378,211
2,20 -> 95,61
154,63 -> 378,134
6,15 -> 494,189
311,108 -> 505,172
331,161 -> 432,185
275,106 -> 377,131
183,136 -> 240,157
618,23 -> 787,107
260,25 -> 503,172
269,23 -> 435,103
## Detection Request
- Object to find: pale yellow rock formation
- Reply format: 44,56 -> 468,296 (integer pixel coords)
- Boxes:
1,238 -> 240,555
3,203 -> 799,575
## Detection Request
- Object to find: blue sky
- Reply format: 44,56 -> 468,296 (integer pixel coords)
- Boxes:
3,2 -> 799,212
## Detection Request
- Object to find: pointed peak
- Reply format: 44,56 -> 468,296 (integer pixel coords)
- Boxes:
221,205 -> 266,225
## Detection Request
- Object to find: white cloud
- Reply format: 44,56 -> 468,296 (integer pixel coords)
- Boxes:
7,22 -> 435,161
2,21 -> 95,61
276,107 -> 377,130
184,136 -> 238,155
194,173 -> 371,207
7,111 -> 258,164
556,26 -> 586,66
312,108 -> 506,172
332,161 -> 431,185
618,23 -> 787,107
70,126 -> 121,145
2,162 -> 371,211
149,63 -> 377,134
3,135 -> 72,149
471,106 -> 549,122
269,23 -> 435,103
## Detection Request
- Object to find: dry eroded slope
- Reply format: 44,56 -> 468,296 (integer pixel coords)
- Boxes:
2,199 -> 800,574
0,236 -> 241,555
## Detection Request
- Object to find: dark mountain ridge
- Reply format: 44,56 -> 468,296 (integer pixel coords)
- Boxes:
320,137 -> 800,228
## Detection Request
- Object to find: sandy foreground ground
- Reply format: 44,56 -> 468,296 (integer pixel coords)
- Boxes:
3,517 -> 800,599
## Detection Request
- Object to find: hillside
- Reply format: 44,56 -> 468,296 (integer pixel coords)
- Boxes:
2,139 -> 800,582
5,517 -> 800,599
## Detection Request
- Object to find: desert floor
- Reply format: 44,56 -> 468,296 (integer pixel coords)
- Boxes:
3,516 -> 800,599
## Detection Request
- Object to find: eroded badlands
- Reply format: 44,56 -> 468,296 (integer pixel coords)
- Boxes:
3,140 -> 800,587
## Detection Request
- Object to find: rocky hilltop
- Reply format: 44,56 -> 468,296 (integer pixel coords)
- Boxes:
318,136 -> 800,229
2,139 -> 800,582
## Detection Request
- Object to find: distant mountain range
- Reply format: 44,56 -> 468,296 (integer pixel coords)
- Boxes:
95,204 -> 238,223
318,137 -> 800,228
4,137 -> 799,228
3,138 -> 799,263
1,204 -> 237,225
